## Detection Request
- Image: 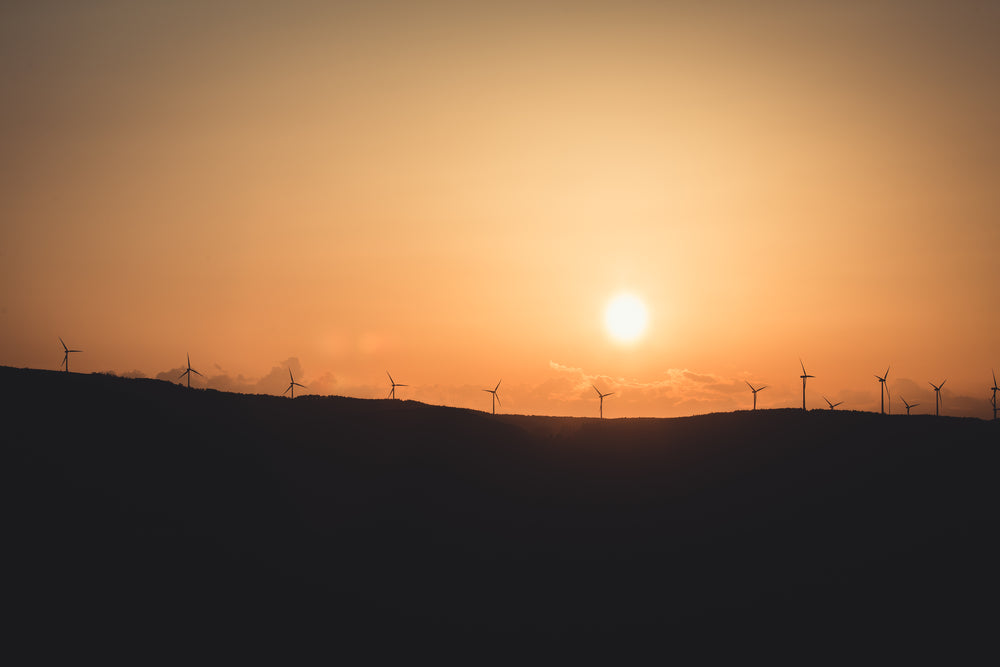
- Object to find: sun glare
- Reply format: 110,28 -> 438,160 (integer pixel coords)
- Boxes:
604,293 -> 649,343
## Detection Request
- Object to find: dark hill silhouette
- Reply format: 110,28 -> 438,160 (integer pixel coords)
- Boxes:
3,366 -> 998,659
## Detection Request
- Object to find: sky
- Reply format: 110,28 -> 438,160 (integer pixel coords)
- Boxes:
2,1 -> 998,418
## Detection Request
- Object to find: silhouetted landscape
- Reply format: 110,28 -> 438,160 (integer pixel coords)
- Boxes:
4,366 -> 998,659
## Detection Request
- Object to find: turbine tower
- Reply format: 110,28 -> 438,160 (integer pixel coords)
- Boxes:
592,384 -> 614,419
483,380 -> 502,415
283,369 -> 306,399
900,397 -> 919,416
875,366 -> 890,415
799,359 -> 814,411
929,379 -> 946,417
387,372 -> 407,399
745,381 -> 767,410
59,338 -> 81,372
823,396 -> 843,410
178,353 -> 203,389
991,370 -> 998,421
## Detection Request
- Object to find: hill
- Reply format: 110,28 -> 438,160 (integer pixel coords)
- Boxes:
3,366 -> 998,659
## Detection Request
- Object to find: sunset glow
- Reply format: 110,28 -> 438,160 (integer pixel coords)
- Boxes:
605,294 -> 649,343
1,2 -> 998,418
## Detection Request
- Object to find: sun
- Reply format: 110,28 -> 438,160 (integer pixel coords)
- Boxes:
604,293 -> 649,343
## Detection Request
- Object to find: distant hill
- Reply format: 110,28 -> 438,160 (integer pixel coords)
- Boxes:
3,366 -> 998,659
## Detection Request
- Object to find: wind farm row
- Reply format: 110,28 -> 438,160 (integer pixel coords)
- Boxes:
749,359 -> 974,418
55,339 -> 998,420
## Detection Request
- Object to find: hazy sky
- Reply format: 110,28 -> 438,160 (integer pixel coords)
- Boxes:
2,1 -> 998,417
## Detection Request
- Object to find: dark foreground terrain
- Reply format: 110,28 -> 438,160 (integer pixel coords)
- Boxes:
3,366 -> 998,659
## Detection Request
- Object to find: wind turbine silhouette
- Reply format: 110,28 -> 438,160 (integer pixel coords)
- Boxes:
929,379 -> 946,417
799,359 -> 814,410
483,380 -> 501,415
823,396 -> 843,410
283,369 -> 306,398
592,384 -> 614,419
745,381 -> 767,410
178,354 -> 202,388
387,372 -> 407,399
59,337 -> 81,372
900,397 -> 919,416
991,370 -> 998,421
875,366 -> 890,414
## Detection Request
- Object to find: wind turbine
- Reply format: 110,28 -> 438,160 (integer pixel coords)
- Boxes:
59,337 -> 81,372
283,368 -> 306,398
929,379 -> 946,417
592,384 -> 614,419
799,359 -> 814,411
991,370 -> 998,421
483,380 -> 502,415
387,372 -> 407,399
823,396 -> 843,410
900,397 -> 919,416
874,366 -> 890,415
178,353 -> 203,389
745,381 -> 767,410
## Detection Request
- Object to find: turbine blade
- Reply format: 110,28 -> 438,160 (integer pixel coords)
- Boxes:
397,383 -> 408,387
60,337 -> 67,351
496,396 -> 501,407
386,372 -> 393,383
941,379 -> 946,388
283,385 -> 291,395
192,369 -> 203,377
606,392 -> 615,397
483,389 -> 492,393
495,380 -> 502,391
800,359 -> 806,374
760,386 -> 768,391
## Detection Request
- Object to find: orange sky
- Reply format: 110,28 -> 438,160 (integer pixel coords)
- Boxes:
2,1 -> 998,418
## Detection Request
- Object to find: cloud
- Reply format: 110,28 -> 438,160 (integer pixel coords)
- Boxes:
544,361 -> 756,416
